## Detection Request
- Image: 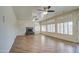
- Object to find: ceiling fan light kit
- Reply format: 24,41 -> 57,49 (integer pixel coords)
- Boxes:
37,6 -> 55,12
43,11 -> 48,15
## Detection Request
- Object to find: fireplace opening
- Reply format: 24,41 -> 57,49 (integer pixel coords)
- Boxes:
25,27 -> 34,35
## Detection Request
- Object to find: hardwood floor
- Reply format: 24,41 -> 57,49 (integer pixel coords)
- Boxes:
10,34 -> 79,53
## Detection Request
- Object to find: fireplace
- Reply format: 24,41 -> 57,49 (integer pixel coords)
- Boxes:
25,27 -> 34,35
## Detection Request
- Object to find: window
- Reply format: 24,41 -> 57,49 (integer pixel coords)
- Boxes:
60,23 -> 63,34
57,23 -> 59,33
51,24 -> 55,32
64,22 -> 68,34
68,21 -> 73,35
50,24 -> 53,32
42,25 -> 46,32
41,20 -> 73,36
57,23 -> 60,33
35,22 -> 40,32
63,21 -> 73,35
41,25 -> 44,31
47,24 -> 51,32
47,24 -> 55,32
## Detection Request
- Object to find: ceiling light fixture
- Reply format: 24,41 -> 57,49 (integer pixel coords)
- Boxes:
43,11 -> 48,15
33,19 -> 35,21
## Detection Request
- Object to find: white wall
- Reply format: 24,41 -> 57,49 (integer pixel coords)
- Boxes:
17,19 -> 34,35
0,6 -> 17,52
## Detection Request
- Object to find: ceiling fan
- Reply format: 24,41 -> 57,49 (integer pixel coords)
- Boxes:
37,6 -> 55,12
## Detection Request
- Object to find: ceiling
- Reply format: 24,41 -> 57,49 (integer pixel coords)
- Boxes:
13,6 -> 40,20
42,6 -> 79,20
13,6 -> 79,21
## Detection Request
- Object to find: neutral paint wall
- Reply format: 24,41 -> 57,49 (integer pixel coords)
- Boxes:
0,7 -> 17,52
40,9 -> 79,43
17,19 -> 34,35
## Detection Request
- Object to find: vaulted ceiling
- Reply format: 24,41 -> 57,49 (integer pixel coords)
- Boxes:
13,6 -> 40,20
13,6 -> 79,21
43,6 -> 79,20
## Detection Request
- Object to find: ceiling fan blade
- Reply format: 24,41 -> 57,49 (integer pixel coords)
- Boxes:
37,9 -> 44,11
47,10 -> 55,12
48,6 -> 51,9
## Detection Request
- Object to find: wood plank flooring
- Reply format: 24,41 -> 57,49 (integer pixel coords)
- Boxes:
10,34 -> 79,53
